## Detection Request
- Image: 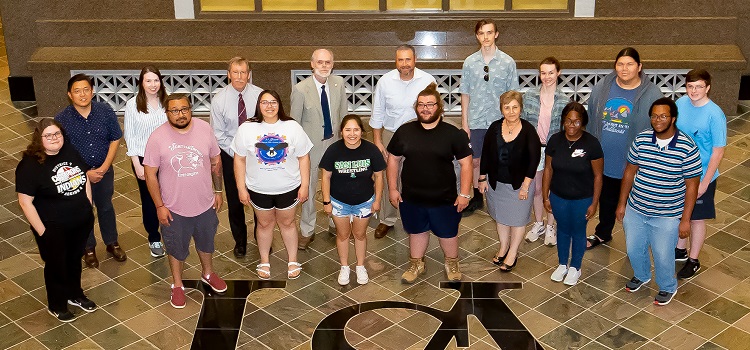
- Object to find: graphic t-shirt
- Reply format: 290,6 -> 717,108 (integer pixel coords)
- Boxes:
387,121 -> 472,206
143,119 -> 221,217
232,120 -> 314,194
319,140 -> 386,205
546,131 -> 604,200
15,143 -> 93,224
600,81 -> 636,178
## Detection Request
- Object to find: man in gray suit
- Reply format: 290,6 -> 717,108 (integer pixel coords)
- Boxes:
291,48 -> 348,250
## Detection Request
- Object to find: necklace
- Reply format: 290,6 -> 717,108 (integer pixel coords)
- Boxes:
505,119 -> 519,135
567,136 -> 581,148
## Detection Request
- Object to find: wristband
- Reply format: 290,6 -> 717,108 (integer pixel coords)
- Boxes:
477,178 -> 487,182
322,201 -> 331,205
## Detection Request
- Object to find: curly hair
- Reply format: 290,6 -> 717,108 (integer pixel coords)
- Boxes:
23,118 -> 64,164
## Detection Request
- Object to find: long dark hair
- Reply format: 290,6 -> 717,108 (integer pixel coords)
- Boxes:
249,90 -> 293,123
23,118 -> 64,164
135,66 -> 168,114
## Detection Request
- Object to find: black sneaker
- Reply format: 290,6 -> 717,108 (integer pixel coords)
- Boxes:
654,290 -> 676,305
48,308 -> 76,322
675,248 -> 688,262
625,277 -> 650,292
68,297 -> 98,313
677,258 -> 701,280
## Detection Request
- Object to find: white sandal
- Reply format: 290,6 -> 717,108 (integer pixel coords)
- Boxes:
256,263 -> 271,280
287,262 -> 302,280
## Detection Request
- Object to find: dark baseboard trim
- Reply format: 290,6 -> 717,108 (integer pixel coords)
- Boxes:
740,75 -> 750,101
8,76 -> 36,101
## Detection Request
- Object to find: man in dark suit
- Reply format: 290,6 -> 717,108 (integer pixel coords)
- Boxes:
291,48 -> 348,250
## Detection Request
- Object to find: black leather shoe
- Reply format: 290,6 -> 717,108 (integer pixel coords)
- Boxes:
233,245 -> 247,259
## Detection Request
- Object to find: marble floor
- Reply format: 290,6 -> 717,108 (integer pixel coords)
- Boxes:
1,29 -> 750,350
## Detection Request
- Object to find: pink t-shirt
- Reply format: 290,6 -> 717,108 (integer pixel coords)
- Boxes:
143,119 -> 221,217
536,103 -> 552,143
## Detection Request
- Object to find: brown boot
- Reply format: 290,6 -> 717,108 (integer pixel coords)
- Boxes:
106,243 -> 127,262
83,248 -> 99,268
444,256 -> 462,281
401,257 -> 425,284
374,223 -> 393,239
298,233 -> 315,250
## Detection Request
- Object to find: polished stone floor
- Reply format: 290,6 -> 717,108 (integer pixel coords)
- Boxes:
1,29 -> 750,350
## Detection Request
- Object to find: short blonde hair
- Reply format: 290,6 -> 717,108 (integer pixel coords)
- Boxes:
227,56 -> 251,72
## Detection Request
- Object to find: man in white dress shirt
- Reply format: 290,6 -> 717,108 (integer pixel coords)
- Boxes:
210,57 -> 263,259
369,45 -> 436,239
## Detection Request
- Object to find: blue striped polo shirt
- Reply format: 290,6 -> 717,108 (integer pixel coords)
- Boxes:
626,128 -> 701,217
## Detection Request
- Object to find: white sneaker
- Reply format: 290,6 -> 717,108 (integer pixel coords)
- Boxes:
525,222 -> 545,242
564,267 -> 581,286
544,224 -> 557,246
551,265 -> 568,282
337,266 -> 350,285
355,265 -> 369,285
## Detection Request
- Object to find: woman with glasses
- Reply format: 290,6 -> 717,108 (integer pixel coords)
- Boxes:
542,102 -> 603,286
320,114 -> 385,286
124,66 -> 168,258
232,90 -> 313,280
522,57 -> 571,246
478,91 -> 541,272
16,118 -> 97,322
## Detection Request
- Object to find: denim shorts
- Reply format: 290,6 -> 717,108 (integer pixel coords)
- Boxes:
331,196 -> 375,218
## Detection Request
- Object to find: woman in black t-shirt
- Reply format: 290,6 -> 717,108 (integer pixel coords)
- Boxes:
15,118 -> 97,322
320,115 -> 386,286
542,102 -> 603,286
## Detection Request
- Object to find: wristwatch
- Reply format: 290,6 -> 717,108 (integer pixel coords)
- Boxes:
322,200 -> 331,205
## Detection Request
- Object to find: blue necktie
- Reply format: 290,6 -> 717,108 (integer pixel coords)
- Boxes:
321,85 -> 333,140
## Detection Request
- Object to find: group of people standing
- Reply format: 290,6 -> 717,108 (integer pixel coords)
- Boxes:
15,18 -> 726,321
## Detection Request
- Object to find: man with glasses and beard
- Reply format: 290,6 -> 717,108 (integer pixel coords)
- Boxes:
369,44 -> 436,239
459,18 -> 519,216
144,94 -> 227,308
386,83 -> 473,284
616,97 -> 701,306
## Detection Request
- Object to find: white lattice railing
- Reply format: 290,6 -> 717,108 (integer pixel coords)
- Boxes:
74,69 -> 689,115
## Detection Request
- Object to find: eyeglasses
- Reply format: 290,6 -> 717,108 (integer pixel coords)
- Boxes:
483,66 -> 489,82
72,87 -> 91,95
686,84 -> 707,91
259,100 -> 278,106
167,107 -> 191,115
650,114 -> 671,121
564,120 -> 582,127
417,102 -> 438,109
42,131 -> 62,140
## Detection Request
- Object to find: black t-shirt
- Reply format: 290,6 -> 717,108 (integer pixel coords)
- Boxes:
15,143 -> 93,224
545,131 -> 603,200
319,140 -> 386,205
387,121 -> 472,206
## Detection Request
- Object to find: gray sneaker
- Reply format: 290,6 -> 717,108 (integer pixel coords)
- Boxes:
654,290 -> 676,305
625,277 -> 650,292
149,242 -> 166,258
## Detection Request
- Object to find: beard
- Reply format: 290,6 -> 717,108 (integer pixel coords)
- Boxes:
169,117 -> 191,129
314,68 -> 330,79
418,110 -> 441,124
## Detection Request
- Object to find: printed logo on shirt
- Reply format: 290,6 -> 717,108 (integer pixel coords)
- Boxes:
169,143 -> 204,177
334,159 -> 371,178
255,133 -> 289,165
51,162 -> 86,196
571,149 -> 587,158
602,97 -> 632,135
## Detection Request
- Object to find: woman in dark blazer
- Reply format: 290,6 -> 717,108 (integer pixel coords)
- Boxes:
478,90 -> 541,272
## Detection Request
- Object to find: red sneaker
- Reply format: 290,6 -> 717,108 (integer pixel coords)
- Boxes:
170,285 -> 186,309
201,272 -> 227,293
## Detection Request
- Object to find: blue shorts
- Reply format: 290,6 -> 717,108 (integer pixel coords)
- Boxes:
691,180 -> 716,220
399,201 -> 461,238
470,129 -> 487,159
331,196 -> 374,218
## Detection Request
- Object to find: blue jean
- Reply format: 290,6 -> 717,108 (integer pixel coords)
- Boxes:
622,205 -> 680,293
86,168 -> 119,248
549,193 -> 591,269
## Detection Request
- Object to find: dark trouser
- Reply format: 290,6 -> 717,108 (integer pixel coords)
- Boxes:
34,214 -> 94,312
594,175 -> 622,242
221,150 -> 248,248
134,156 -> 160,243
86,168 -> 119,249
550,193 -> 591,269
